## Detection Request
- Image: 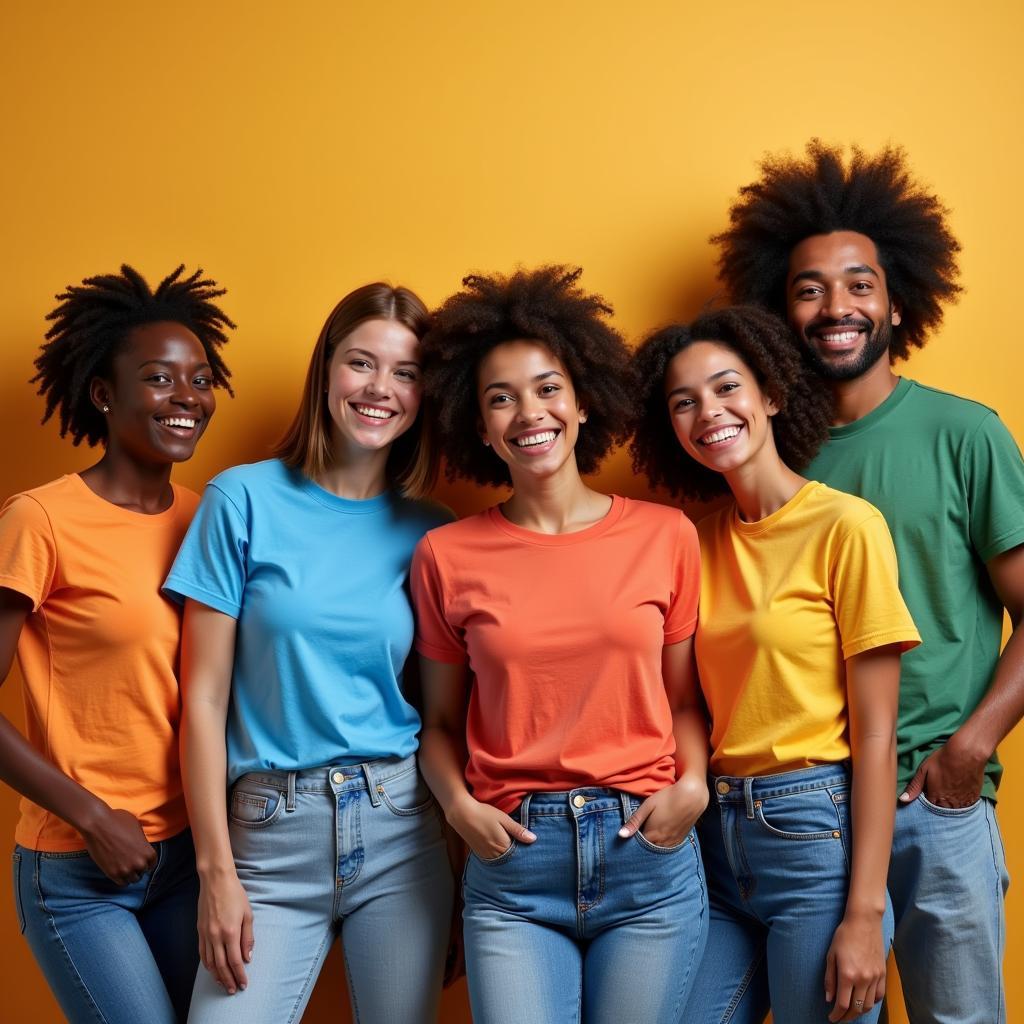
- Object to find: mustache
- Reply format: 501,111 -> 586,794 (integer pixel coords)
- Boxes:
804,316 -> 873,334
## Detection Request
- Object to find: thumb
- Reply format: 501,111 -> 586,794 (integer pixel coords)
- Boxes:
900,761 -> 928,803
500,813 -> 536,844
241,910 -> 255,963
618,798 -> 653,838
824,947 -> 837,1002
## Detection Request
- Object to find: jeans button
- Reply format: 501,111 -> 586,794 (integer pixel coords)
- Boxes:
332,771 -> 344,784
716,781 -> 731,795
572,795 -> 586,808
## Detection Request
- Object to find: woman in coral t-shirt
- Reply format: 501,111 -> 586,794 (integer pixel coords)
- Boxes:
411,267 -> 708,1024
0,265 -> 234,1023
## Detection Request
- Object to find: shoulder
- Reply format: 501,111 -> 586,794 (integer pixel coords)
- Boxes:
621,496 -> 696,535
391,496 -> 457,533
170,483 -> 201,517
420,508 -> 491,547
0,476 -> 78,530
902,379 -> 1002,432
206,458 -> 292,496
693,500 -> 733,542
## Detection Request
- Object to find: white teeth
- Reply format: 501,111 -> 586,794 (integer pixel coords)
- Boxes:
158,417 -> 197,429
700,426 -> 741,445
354,405 -> 395,419
515,430 -> 557,447
820,330 -> 860,343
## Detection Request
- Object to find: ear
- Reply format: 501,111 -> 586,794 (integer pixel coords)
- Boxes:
765,395 -> 780,418
477,418 -> 491,447
890,301 -> 902,327
578,407 -> 588,424
89,377 -> 111,414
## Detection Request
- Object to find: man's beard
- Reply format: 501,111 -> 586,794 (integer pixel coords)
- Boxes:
800,317 -> 892,382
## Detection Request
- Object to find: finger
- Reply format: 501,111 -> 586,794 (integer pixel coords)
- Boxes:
873,974 -> 887,1006
212,942 -> 238,994
226,943 -> 249,991
843,986 -> 870,1020
618,798 -> 653,838
899,764 -> 927,803
824,949 -> 837,1002
499,813 -> 536,843
241,910 -> 255,964
829,978 -> 853,1023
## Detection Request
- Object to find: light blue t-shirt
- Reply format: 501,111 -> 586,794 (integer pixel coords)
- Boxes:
164,459 -> 452,782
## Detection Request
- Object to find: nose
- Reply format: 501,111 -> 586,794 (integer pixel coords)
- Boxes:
170,381 -> 200,406
822,285 -> 853,321
696,398 -> 724,426
516,395 -> 545,423
365,369 -> 392,398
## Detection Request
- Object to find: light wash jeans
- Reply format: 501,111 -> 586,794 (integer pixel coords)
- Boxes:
463,787 -> 708,1024
685,763 -> 894,1024
13,828 -> 199,1023
187,754 -> 452,1024
882,794 -> 1009,1024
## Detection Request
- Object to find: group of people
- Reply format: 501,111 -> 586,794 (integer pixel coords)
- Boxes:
0,140 -> 1020,1024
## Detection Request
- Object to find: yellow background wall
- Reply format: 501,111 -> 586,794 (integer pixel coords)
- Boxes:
2,2 -> 1021,1020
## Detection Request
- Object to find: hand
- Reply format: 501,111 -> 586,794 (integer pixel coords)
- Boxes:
197,872 -> 254,994
618,775 -> 709,847
446,794 -> 536,861
825,912 -> 886,1021
80,805 -> 157,885
899,733 -> 986,808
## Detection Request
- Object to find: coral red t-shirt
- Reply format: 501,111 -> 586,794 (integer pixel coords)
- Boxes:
411,496 -> 700,812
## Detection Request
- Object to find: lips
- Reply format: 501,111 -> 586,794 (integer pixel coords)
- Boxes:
808,318 -> 872,352
155,415 -> 200,436
697,424 -> 742,447
509,427 -> 560,454
350,402 -> 398,424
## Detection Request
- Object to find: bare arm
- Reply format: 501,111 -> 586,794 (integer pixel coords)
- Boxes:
418,655 -> 535,859
902,544 -> 1024,807
826,644 -> 900,1022
619,637 -> 710,845
0,588 -> 156,883
180,599 -> 252,994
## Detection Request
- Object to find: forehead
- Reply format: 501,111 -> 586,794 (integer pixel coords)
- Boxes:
118,321 -> 206,364
337,317 -> 420,357
477,339 -> 569,384
787,230 -> 884,281
665,341 -> 746,391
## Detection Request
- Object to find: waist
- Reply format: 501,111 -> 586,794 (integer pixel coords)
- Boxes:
710,762 -> 850,804
238,753 -> 418,795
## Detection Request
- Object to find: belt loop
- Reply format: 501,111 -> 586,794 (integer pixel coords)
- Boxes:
519,794 -> 532,830
619,791 -> 633,823
743,777 -> 755,820
362,762 -> 382,807
286,771 -> 297,812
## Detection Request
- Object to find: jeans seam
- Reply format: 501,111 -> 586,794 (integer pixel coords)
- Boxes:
287,927 -> 334,1024
721,947 -> 766,1023
984,804 -> 1007,1022
670,835 -> 708,1022
141,837 -> 164,906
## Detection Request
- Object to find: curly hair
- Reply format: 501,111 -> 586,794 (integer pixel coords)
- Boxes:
422,266 -> 635,487
714,140 -> 962,361
630,306 -> 833,502
34,264 -> 235,446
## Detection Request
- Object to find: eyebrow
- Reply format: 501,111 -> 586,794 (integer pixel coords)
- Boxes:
790,264 -> 879,285
483,369 -> 565,394
667,367 -> 741,399
345,346 -> 421,367
138,359 -> 212,371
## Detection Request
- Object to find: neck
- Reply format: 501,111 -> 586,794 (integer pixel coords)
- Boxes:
723,442 -> 806,523
79,447 -> 175,514
502,458 -> 611,534
829,358 -> 899,426
315,442 -> 390,500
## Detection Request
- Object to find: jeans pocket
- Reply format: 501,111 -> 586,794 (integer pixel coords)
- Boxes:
229,781 -> 285,829
918,793 -> 983,817
755,785 -> 847,840
472,841 -> 517,867
376,767 -> 435,817
11,851 -> 26,934
634,829 -> 691,854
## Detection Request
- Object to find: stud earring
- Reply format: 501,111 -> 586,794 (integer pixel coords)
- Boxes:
482,438 -> 490,446
102,405 -> 110,413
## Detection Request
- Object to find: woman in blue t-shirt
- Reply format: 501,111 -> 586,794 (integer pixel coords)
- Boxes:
165,284 -> 454,1024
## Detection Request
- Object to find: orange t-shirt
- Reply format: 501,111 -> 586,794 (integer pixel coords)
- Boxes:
0,474 -> 198,851
411,496 -> 700,813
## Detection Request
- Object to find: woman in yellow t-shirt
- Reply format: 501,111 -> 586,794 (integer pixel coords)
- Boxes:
631,306 -> 920,1024
0,265 -> 234,1023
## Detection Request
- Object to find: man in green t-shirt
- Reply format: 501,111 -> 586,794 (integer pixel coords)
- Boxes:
714,141 -> 1024,1023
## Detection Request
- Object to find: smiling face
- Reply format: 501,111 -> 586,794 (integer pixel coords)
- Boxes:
324,317 -> 423,459
664,340 -> 777,478
93,321 -> 216,465
476,339 -> 586,483
787,230 -> 901,381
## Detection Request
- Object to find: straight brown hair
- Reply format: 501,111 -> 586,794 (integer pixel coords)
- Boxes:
274,283 -> 438,498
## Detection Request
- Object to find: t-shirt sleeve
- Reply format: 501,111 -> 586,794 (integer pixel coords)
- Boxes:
665,513 -> 701,644
965,413 -> 1024,562
163,483 -> 249,618
832,511 -> 921,659
0,495 -> 57,611
410,535 -> 467,664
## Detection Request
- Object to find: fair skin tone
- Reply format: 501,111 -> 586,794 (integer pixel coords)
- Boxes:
0,323 -> 216,885
418,339 -> 709,870
788,231 -> 1024,809
666,340 -> 901,1021
181,317 -> 424,993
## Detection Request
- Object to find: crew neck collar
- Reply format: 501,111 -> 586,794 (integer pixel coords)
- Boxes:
828,377 -> 913,439
486,494 -> 625,546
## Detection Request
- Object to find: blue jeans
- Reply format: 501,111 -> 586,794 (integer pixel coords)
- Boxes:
686,763 -> 894,1024
187,754 -> 452,1024
13,828 -> 199,1023
463,788 -> 708,1024
883,794 -> 1009,1024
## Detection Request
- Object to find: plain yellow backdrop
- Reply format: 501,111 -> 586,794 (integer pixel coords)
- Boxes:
2,2 -> 1021,1020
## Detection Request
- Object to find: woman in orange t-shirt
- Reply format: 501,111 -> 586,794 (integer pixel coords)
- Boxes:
0,265 -> 233,1023
410,267 -> 709,1024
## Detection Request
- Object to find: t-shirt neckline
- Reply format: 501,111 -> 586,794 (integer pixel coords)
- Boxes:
69,473 -> 181,524
487,494 -> 625,546
827,377 -> 914,440
731,480 -> 821,536
296,469 -> 395,514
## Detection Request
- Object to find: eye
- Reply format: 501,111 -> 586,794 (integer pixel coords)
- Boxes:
349,359 -> 372,370
718,382 -> 740,394
851,281 -> 873,292
146,372 -> 172,384
489,393 -> 513,406
539,383 -> 560,396
395,368 -> 419,382
671,397 -> 695,412
795,285 -> 822,299
193,375 -> 214,389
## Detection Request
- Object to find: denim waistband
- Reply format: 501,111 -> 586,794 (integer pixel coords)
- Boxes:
238,753 -> 418,800
710,762 -> 850,808
513,787 -> 635,827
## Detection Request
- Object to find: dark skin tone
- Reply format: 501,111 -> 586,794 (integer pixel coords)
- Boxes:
788,232 -> 1024,808
0,321 -> 216,883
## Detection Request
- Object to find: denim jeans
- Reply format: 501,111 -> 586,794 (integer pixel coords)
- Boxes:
187,754 -> 452,1024
685,763 -> 894,1024
463,788 -> 708,1024
883,794 -> 1009,1024
13,828 -> 199,1024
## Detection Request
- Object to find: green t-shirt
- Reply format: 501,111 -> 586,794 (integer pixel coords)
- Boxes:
805,378 -> 1024,801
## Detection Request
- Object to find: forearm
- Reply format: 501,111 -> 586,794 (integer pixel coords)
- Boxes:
846,731 -> 895,919
181,698 -> 234,879
0,712 -> 108,834
419,723 -> 475,821
672,705 -> 709,782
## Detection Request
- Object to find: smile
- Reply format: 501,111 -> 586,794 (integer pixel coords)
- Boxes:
511,429 -> 559,452
698,425 -> 742,446
156,416 -> 199,431
351,404 -> 397,421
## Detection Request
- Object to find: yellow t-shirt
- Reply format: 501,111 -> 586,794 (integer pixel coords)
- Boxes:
0,474 -> 198,851
696,481 -> 920,778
